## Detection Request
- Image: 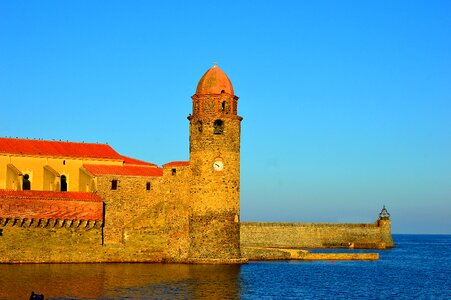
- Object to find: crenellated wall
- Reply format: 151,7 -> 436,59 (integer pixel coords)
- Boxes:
0,217 -> 104,263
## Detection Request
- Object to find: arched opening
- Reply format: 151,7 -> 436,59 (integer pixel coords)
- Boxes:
61,175 -> 68,192
214,119 -> 224,135
221,101 -> 230,114
22,174 -> 31,191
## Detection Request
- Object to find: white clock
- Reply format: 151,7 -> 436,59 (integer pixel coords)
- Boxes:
213,160 -> 224,172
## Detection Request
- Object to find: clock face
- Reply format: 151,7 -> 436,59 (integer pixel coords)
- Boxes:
213,160 -> 224,172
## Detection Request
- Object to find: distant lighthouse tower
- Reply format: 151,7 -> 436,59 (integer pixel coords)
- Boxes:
187,64 -> 244,263
378,205 -> 395,248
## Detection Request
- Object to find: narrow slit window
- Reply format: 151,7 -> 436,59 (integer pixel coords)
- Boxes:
111,179 -> 118,190
61,175 -> 67,192
172,168 -> 176,176
146,182 -> 151,190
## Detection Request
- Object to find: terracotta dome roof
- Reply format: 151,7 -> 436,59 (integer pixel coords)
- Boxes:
196,65 -> 234,95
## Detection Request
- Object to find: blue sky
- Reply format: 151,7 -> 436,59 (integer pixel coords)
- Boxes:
1,1 -> 450,233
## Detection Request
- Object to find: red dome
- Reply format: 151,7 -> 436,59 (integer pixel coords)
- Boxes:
196,65 -> 234,95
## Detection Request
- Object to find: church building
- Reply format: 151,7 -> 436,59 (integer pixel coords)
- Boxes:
0,65 -> 245,263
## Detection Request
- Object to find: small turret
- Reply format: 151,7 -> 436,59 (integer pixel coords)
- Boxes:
377,205 -> 395,248
379,205 -> 390,220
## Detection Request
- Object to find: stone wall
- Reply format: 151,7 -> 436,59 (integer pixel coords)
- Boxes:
240,221 -> 394,249
90,165 -> 193,262
0,219 -> 168,263
188,111 -> 242,261
0,219 -> 104,263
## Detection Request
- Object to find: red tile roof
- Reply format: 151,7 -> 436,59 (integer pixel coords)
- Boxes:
83,164 -> 163,177
0,137 -> 122,159
121,155 -> 157,167
0,190 -> 103,220
0,190 -> 103,202
163,161 -> 190,167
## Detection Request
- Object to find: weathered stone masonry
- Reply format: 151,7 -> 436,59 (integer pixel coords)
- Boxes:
241,220 -> 394,250
0,65 -> 394,264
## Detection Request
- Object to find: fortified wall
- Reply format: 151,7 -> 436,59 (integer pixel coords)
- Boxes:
241,219 -> 394,250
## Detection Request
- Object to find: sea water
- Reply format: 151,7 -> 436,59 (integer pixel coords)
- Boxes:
0,235 -> 450,299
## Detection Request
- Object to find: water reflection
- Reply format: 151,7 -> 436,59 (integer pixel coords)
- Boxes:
0,263 -> 241,299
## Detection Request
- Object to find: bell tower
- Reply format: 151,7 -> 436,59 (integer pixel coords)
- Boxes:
187,64 -> 244,262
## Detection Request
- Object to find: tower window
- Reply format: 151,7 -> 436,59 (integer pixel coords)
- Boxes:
221,101 -> 230,114
61,175 -> 67,192
172,168 -> 177,176
111,180 -> 118,190
214,119 -> 224,134
197,120 -> 203,133
146,182 -> 151,190
22,174 -> 31,191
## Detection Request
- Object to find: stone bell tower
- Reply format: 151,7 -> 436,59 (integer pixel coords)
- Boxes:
187,64 -> 244,262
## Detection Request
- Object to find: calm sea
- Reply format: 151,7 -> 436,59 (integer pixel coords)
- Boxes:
0,235 -> 450,299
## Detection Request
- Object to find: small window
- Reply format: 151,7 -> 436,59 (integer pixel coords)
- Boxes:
146,182 -> 151,190
23,174 -> 31,191
214,119 -> 224,134
61,175 -> 67,192
197,120 -> 203,133
171,168 -> 176,176
111,180 -> 118,190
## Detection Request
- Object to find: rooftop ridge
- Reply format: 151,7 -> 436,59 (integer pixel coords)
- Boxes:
0,189 -> 103,202
83,164 -> 163,177
0,137 -> 121,160
163,161 -> 190,167
0,136 -> 108,145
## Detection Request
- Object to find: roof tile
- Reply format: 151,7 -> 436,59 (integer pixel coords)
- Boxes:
0,137 -> 121,159
83,164 -> 163,177
0,190 -> 102,202
163,161 -> 190,167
